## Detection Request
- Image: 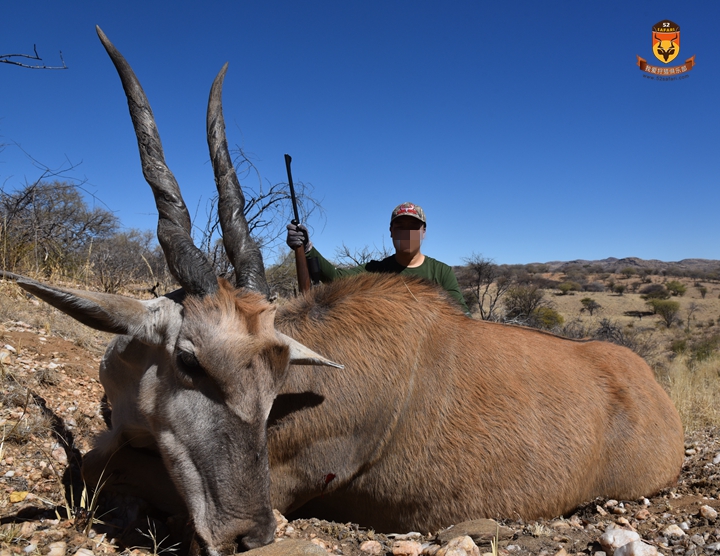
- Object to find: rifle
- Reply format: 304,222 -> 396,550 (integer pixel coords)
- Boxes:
284,154 -> 312,294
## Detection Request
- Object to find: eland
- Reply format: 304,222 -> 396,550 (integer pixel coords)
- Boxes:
1,27 -> 685,555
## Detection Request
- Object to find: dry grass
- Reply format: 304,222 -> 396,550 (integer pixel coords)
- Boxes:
664,353 -> 720,432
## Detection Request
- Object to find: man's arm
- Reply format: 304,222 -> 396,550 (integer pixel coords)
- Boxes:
306,246 -> 366,282
437,264 -> 471,315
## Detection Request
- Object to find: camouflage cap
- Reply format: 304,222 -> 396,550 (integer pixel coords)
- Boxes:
390,202 -> 426,224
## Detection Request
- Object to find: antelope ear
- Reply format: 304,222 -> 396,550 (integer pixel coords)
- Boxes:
2,271 -> 181,345
276,332 -> 344,369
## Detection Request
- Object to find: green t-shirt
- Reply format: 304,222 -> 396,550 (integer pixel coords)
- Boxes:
306,246 -> 470,314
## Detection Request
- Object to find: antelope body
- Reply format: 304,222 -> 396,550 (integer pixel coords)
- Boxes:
2,28 -> 684,555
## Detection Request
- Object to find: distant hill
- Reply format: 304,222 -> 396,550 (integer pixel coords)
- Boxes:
531,257 -> 720,277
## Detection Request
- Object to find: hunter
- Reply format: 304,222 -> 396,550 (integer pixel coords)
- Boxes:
286,202 -> 470,314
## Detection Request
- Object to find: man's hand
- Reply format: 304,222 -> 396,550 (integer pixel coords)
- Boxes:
286,223 -> 313,253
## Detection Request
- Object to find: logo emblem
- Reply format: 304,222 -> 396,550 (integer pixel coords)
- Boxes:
652,20 -> 680,64
636,19 -> 695,79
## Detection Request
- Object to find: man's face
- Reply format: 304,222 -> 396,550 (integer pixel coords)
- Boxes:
390,216 -> 425,255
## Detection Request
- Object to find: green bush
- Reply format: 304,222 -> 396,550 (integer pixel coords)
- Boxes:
665,280 -> 687,297
557,281 -> 581,295
670,339 -> 687,355
533,307 -> 564,329
647,299 -> 681,328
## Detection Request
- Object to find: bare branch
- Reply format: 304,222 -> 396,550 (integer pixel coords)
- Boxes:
197,147 -> 325,273
1,45 -> 68,70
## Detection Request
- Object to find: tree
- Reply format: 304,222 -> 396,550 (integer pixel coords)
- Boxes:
198,148 -> 323,274
639,283 -> 670,300
457,254 -> 512,321
665,280 -> 687,297
685,302 -> 700,331
89,230 -> 166,293
334,242 -> 393,267
613,284 -> 626,296
1,45 -> 67,70
696,285 -> 708,299
647,299 -> 680,328
504,284 -> 546,322
580,298 -> 601,316
0,181 -> 117,276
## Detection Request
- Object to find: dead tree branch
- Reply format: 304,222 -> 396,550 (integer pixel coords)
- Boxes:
1,45 -> 67,70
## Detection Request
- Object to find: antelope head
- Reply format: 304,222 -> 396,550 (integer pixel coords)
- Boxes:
2,27 -> 340,555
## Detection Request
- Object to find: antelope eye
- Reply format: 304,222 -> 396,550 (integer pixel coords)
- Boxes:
176,350 -> 204,375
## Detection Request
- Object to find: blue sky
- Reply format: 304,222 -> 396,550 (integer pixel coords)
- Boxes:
1,2 -> 717,266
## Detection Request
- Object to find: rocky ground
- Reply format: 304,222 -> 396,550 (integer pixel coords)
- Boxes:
1,319 -> 720,556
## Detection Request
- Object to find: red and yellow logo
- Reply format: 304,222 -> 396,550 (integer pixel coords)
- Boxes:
652,20 -> 680,64
637,20 -> 695,77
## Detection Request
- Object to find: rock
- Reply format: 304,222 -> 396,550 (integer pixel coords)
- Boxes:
553,549 -> 567,556
689,534 -> 705,546
310,538 -> 328,550
701,505 -> 718,521
614,541 -> 658,556
662,524 -> 686,538
550,520 -> 571,531
73,550 -> 95,556
713,453 -> 720,465
706,542 -> 720,552
599,528 -> 641,553
436,536 -> 480,556
19,522 -> 36,537
273,509 -> 288,536
437,520 -> 512,544
245,539 -> 328,556
393,540 -> 423,556
47,541 -> 67,556
634,509 -> 650,520
51,446 -> 67,465
360,540 -> 383,555
685,448 -> 697,456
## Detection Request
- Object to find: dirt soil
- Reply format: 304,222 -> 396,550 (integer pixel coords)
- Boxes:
1,321 -> 719,556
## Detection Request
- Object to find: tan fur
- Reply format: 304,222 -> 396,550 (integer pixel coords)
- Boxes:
268,272 -> 683,531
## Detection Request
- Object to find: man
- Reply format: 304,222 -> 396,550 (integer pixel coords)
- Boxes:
286,202 -> 470,314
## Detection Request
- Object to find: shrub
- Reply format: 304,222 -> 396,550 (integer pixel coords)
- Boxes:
670,339 -> 687,355
557,281 -> 581,295
583,281 -> 605,292
640,283 -> 670,300
580,297 -> 601,316
648,299 -> 681,328
533,307 -> 564,329
665,280 -> 687,297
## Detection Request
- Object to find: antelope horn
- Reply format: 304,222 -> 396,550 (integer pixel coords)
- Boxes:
207,64 -> 270,296
96,26 -> 218,297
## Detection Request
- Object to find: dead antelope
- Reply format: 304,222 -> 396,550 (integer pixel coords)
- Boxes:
1,27 -> 684,556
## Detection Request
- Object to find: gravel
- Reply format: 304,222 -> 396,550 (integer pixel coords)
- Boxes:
2,322 -> 719,556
